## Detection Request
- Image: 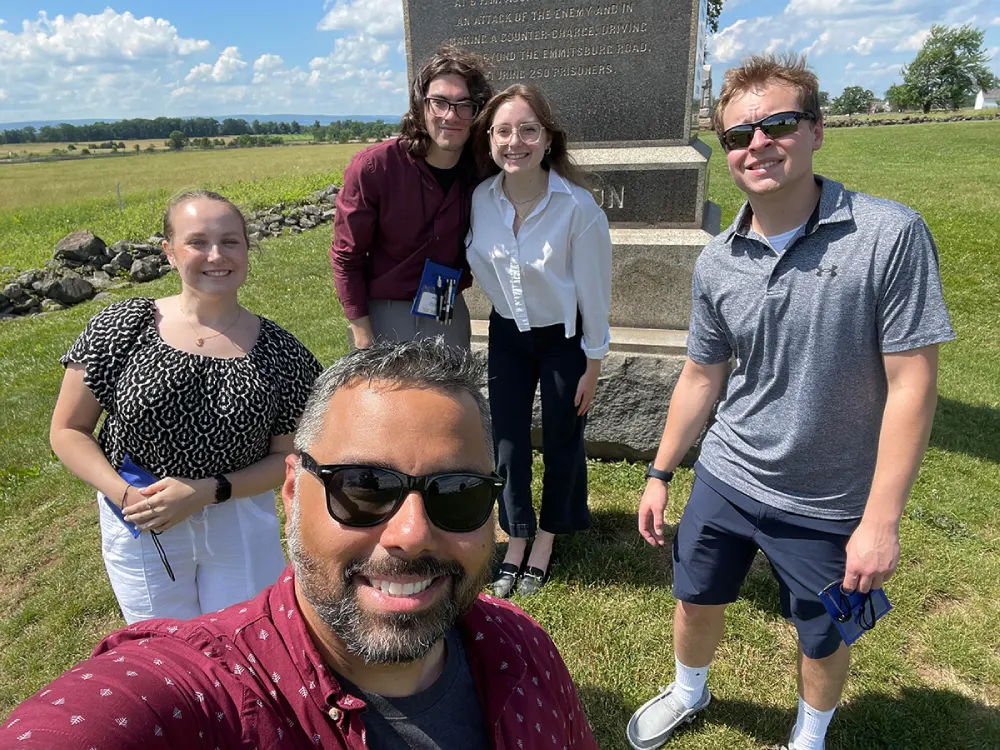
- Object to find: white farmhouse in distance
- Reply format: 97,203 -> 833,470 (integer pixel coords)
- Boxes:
974,88 -> 999,109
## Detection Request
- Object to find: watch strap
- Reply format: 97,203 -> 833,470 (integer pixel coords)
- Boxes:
645,464 -> 674,484
213,473 -> 232,503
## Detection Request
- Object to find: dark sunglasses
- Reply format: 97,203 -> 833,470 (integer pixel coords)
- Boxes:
299,452 -> 504,533
719,110 -> 816,152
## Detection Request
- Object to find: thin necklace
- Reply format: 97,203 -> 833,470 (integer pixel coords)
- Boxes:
180,304 -> 242,347
503,179 -> 546,219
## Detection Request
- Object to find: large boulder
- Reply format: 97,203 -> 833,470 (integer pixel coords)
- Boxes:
129,257 -> 162,283
48,274 -> 95,305
54,231 -> 107,263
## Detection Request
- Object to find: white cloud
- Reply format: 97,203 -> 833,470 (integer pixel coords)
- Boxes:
0,8 -> 405,121
710,19 -> 749,62
894,28 -> 931,51
185,63 -> 213,83
0,9 -> 208,63
991,16 -> 1000,25
186,47 -> 247,84
211,46 -> 247,82
317,0 -> 403,38
253,54 -> 284,72
850,36 -> 876,54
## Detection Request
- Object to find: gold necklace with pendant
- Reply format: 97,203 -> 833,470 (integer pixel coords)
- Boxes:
180,305 -> 242,347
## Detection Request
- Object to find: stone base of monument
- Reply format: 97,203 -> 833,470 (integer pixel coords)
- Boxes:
470,323 -> 701,462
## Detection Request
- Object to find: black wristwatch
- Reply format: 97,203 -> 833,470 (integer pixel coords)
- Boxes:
645,463 -> 674,485
213,474 -> 232,503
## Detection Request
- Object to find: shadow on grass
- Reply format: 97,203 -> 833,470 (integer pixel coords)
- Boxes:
710,685 -> 1000,749
578,684 -> 634,750
554,510 -> 677,589
931,397 -> 1000,465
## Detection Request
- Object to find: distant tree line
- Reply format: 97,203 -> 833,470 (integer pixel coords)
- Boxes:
0,116 -> 400,145
308,119 -> 397,143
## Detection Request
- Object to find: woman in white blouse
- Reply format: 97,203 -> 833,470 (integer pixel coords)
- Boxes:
467,84 -> 612,597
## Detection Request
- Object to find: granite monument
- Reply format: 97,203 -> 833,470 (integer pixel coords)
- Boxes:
404,0 -> 720,459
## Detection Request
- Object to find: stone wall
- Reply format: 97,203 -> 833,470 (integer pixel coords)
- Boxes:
0,185 -> 340,320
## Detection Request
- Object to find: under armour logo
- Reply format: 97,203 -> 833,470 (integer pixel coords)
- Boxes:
816,265 -> 838,278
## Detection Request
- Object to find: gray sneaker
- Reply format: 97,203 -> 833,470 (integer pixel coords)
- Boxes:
626,682 -> 711,749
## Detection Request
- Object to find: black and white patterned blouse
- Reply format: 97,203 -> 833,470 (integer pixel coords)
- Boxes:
61,297 -> 323,480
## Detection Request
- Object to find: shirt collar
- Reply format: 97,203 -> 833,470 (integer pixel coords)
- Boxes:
488,168 -> 572,206
271,571 -> 528,721
720,175 -> 853,245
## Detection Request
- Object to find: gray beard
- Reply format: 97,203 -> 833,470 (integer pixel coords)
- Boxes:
288,483 -> 494,664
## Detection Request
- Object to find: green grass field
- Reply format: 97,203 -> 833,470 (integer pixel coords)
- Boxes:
0,143 -> 364,278
1,122 -> 998,748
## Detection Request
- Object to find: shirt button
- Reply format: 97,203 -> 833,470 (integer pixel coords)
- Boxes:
328,706 -> 341,721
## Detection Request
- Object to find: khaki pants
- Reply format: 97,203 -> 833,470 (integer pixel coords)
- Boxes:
360,294 -> 472,350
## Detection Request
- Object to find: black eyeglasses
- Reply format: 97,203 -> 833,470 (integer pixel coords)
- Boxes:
719,110 -> 816,152
425,97 -> 479,121
299,452 -> 504,532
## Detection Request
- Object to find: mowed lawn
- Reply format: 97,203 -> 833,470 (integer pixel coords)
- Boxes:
1,122 -> 998,749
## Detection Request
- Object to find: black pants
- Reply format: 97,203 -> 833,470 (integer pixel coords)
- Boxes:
488,310 -> 590,538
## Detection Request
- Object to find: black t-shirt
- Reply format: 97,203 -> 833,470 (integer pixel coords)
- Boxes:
336,629 -> 489,750
426,163 -> 458,196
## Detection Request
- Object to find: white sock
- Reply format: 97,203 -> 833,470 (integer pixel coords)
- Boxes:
673,655 -> 709,710
791,697 -> 836,749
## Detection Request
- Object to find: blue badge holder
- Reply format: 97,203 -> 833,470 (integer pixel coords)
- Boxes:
411,260 -> 462,323
102,454 -> 159,539
819,581 -> 892,646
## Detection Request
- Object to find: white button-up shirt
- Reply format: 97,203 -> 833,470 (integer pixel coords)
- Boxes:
467,170 -> 612,359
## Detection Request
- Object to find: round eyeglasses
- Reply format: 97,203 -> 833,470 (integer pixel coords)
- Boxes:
489,123 -> 545,146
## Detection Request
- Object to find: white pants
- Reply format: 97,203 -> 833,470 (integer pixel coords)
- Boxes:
98,490 -> 287,624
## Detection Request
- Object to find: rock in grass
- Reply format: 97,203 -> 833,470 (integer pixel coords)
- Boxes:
3,283 -> 27,301
49,275 -> 95,305
111,251 -> 133,273
54,231 -> 107,263
129,257 -> 162,283
42,299 -> 67,312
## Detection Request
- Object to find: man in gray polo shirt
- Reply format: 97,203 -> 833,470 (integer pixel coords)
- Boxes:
626,54 -> 954,750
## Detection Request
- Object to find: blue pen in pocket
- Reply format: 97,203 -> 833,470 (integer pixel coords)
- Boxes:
819,581 -> 892,645
103,455 -> 174,580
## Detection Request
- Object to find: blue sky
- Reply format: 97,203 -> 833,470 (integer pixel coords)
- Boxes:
0,1 -> 998,122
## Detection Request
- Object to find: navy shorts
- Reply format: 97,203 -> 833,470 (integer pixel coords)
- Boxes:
672,464 -> 861,659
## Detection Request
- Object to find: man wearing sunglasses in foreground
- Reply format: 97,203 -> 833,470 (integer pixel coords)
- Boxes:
2,340 -> 597,749
627,54 -> 954,750
331,46 -> 492,351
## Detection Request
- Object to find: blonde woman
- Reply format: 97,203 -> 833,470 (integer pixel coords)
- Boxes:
51,191 -> 322,623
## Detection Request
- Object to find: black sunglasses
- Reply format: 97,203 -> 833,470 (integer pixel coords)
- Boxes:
299,452 -> 504,533
719,110 -> 816,152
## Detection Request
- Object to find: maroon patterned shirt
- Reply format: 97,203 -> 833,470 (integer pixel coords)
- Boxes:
1,566 -> 597,749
